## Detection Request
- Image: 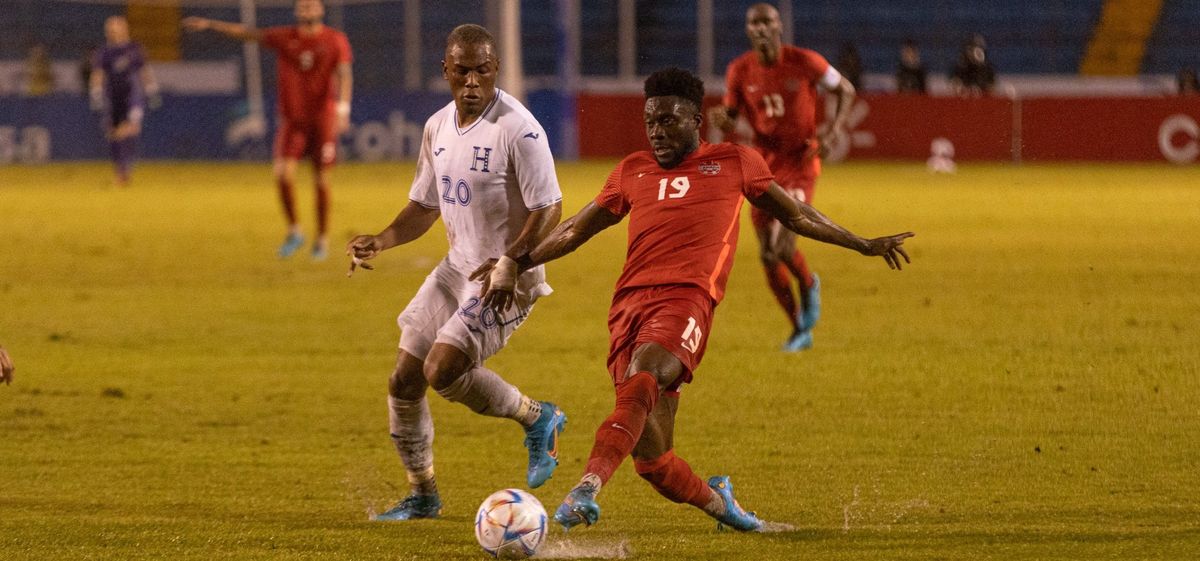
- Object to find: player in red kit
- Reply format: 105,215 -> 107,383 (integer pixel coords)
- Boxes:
185,0 -> 353,260
472,68 -> 911,531
709,3 -> 857,352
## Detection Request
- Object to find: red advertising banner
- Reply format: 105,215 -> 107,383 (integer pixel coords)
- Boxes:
576,93 -> 1200,164
1021,97 -> 1200,163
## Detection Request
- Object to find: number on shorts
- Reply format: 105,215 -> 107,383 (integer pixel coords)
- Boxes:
681,316 -> 703,353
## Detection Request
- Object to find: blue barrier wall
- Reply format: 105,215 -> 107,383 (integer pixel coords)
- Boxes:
0,90 -> 567,163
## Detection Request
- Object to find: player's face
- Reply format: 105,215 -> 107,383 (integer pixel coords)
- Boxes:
745,5 -> 782,51
105,17 -> 129,44
443,42 -> 499,119
644,96 -> 701,169
294,0 -> 324,24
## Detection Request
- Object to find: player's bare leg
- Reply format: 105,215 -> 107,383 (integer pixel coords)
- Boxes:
756,218 -> 803,350
108,120 -> 140,187
375,349 -> 443,521
758,214 -> 819,352
312,164 -> 332,260
424,343 -> 565,488
273,157 -> 304,258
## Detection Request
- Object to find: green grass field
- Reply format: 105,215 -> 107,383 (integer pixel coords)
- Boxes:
1,161 -> 1197,560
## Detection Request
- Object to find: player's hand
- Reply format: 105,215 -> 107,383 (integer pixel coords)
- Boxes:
182,17 -> 211,32
817,127 -> 844,159
860,232 -> 914,270
706,106 -> 734,134
0,346 -> 14,386
345,235 -> 380,277
469,257 -> 518,314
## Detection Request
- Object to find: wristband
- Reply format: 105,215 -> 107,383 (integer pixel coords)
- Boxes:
336,101 -> 351,118
496,255 -> 518,273
513,253 -> 534,271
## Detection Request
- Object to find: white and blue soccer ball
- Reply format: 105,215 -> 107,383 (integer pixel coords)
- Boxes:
474,488 -> 547,559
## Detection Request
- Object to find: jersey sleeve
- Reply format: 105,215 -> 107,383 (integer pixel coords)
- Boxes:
594,160 -> 630,217
335,31 -> 353,63
408,120 -> 440,209
260,27 -> 288,51
736,146 -> 774,198
797,49 -> 832,83
511,121 -> 562,211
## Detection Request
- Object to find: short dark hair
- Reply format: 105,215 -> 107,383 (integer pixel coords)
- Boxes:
447,24 -> 496,53
644,67 -> 705,111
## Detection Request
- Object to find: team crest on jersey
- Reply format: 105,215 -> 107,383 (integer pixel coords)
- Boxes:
698,161 -> 721,175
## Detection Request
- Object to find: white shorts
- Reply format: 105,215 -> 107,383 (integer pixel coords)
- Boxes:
397,258 -> 552,365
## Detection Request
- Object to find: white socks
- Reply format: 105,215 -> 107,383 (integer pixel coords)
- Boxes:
388,395 -> 437,495
436,366 -> 538,426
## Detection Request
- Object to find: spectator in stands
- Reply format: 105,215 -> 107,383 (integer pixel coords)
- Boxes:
837,41 -> 864,91
25,43 -> 54,96
1178,67 -> 1199,96
950,34 -> 994,97
895,39 -> 927,94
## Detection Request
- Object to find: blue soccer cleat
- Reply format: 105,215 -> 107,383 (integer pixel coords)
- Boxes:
372,493 -> 442,521
554,481 -> 600,530
782,328 -> 813,352
523,402 -> 566,488
277,231 -> 304,259
707,476 -> 763,532
311,240 -> 328,262
799,273 -> 821,333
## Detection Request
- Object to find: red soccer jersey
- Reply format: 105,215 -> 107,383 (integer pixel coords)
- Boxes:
596,142 -> 774,303
261,26 -> 352,124
722,45 -> 829,166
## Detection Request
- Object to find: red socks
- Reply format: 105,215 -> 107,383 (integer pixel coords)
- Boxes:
764,250 -> 816,323
277,177 -> 298,225
584,372 -> 659,484
315,180 -> 331,236
789,250 -> 814,290
765,262 -> 798,323
634,450 -> 710,508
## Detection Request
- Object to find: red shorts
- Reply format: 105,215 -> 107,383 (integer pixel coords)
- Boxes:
274,115 -> 338,168
751,160 -> 817,229
606,284 -> 715,393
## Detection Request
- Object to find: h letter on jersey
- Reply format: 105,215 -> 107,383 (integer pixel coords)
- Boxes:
470,146 -> 492,172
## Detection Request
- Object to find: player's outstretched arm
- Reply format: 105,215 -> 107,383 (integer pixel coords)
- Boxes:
473,203 -> 563,312
470,201 -> 623,308
0,345 -> 14,385
182,17 -> 262,42
750,183 -> 913,270
345,201 -> 440,276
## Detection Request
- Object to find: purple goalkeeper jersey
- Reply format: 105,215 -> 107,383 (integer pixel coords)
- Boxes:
94,42 -> 146,106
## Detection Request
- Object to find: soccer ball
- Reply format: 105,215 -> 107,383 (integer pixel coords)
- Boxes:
474,489 -> 547,559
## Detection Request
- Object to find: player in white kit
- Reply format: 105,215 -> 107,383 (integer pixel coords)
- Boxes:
346,24 -> 566,521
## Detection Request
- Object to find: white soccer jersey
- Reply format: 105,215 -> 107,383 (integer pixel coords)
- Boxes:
409,89 -> 563,274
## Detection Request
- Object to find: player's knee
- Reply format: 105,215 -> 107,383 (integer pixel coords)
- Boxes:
423,356 -> 466,392
759,250 -> 781,266
389,362 -> 425,400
